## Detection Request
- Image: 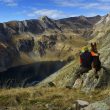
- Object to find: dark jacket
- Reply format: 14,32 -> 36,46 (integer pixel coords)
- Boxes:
80,51 -> 93,68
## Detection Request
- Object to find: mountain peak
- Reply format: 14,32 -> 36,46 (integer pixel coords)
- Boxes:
40,16 -> 51,22
107,13 -> 110,16
79,15 -> 86,19
95,13 -> 110,25
104,13 -> 110,23
78,15 -> 88,22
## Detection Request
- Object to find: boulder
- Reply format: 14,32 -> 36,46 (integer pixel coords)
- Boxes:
73,78 -> 83,89
81,67 -> 109,92
83,101 -> 110,110
67,66 -> 110,92
73,100 -> 89,110
48,82 -> 56,87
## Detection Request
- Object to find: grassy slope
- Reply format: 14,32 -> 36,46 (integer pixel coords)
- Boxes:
0,57 -> 109,110
0,87 -> 109,110
0,51 -> 109,110
37,58 -> 79,87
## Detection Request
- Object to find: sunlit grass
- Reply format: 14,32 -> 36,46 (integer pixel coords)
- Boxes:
0,87 -> 109,110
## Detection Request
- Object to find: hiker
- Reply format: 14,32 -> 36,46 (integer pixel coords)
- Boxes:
73,46 -> 93,82
72,43 -> 101,88
91,43 -> 101,79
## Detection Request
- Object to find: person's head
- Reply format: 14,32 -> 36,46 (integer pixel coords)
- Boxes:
83,46 -> 89,52
80,46 -> 89,54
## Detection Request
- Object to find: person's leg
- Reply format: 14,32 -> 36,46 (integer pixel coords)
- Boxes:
73,66 -> 90,84
76,67 -> 90,76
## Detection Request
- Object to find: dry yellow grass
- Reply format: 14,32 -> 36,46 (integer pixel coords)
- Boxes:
0,87 -> 109,110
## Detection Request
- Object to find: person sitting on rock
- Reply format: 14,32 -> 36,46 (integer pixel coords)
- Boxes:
73,46 -> 93,84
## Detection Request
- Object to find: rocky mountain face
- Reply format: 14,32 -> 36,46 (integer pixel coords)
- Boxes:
15,36 -> 34,52
91,14 -> 110,68
56,15 -> 101,32
0,15 -> 101,39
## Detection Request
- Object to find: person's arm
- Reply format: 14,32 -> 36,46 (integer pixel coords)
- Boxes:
80,56 -> 82,64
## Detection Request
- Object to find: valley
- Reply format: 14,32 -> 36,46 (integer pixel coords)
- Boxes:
0,15 -> 100,87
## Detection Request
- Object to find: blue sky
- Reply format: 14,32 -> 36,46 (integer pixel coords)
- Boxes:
0,0 -> 110,22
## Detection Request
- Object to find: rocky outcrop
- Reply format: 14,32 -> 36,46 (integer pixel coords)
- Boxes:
36,34 -> 57,56
16,37 -> 34,52
40,16 -> 61,30
0,42 -> 18,72
74,100 -> 89,110
70,99 -> 110,110
71,67 -> 110,92
83,97 -> 110,110
84,101 -> 110,110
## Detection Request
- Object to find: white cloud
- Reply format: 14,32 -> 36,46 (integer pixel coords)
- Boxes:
27,9 -> 76,19
0,0 -> 18,6
53,0 -> 110,10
